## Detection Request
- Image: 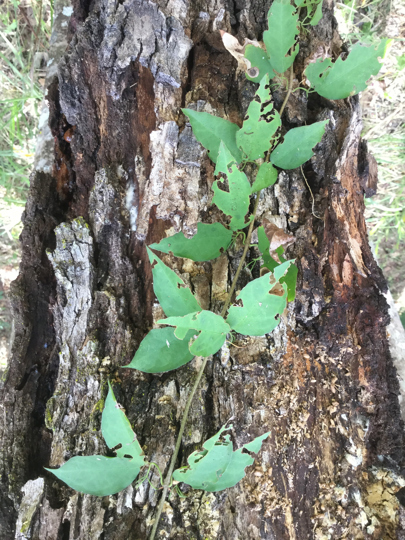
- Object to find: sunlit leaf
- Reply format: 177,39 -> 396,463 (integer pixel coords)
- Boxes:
46,456 -> 142,496
251,162 -> 278,193
158,311 -> 231,357
305,40 -> 389,99
213,142 -> 251,231
149,223 -> 233,262
124,327 -> 195,373
270,120 -> 329,170
244,44 -> 275,82
263,0 -> 299,74
236,75 -> 281,161
173,424 -> 269,492
101,382 -> 144,459
226,264 -> 293,335
182,109 -> 242,163
147,248 -> 201,317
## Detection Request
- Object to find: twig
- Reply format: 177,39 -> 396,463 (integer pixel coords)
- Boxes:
300,165 -> 323,220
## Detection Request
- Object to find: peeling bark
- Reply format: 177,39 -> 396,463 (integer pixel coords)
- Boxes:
1,0 -> 404,538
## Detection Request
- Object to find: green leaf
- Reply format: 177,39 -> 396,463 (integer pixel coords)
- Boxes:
309,0 -> 323,25
147,247 -> 201,317
158,311 -> 231,357
236,75 -> 281,161
244,44 -> 275,83
149,223 -> 233,262
257,227 -> 298,301
213,142 -> 251,231
101,382 -> 144,459
305,40 -> 389,100
46,456 -> 141,496
263,0 -> 299,74
172,424 -> 270,492
226,266 -> 293,336
182,109 -> 242,163
270,120 -> 329,170
251,162 -> 278,193
124,327 -> 194,373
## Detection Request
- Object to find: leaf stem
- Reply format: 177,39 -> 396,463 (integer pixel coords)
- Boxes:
279,64 -> 294,118
149,191 -> 261,539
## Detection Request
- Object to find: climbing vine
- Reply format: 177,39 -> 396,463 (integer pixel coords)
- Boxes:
46,1 -> 388,537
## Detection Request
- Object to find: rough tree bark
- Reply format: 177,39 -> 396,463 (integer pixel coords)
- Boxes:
1,0 -> 404,538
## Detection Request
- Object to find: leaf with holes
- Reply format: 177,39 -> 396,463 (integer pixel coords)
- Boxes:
46,455 -> 142,496
173,424 -> 270,492
101,382 -> 145,458
305,40 -> 389,99
236,75 -> 281,161
244,44 -> 275,83
309,0 -> 323,25
270,120 -> 329,170
158,311 -> 231,357
147,248 -> 201,317
226,263 -> 294,336
212,142 -> 251,231
124,327 -> 195,373
251,162 -> 278,193
149,223 -> 233,262
263,0 -> 299,74
257,226 -> 298,302
182,109 -> 242,163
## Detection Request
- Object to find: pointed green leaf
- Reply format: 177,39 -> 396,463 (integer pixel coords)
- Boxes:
147,247 -> 201,317
101,382 -> 144,459
270,120 -> 329,170
212,142 -> 251,231
236,75 -> 281,161
257,227 -> 298,302
226,268 -> 294,336
309,0 -> 323,25
305,40 -> 389,99
149,223 -> 233,262
158,311 -> 231,357
263,0 -> 299,74
173,424 -> 269,492
182,109 -> 242,163
251,162 -> 278,193
245,44 -> 275,83
124,327 -> 195,373
46,456 -> 141,496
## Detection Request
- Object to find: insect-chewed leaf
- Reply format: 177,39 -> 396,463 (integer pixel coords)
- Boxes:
305,40 -> 389,99
251,162 -> 278,193
147,247 -> 201,317
309,0 -> 323,25
101,382 -> 145,460
257,226 -> 297,301
263,0 -> 299,74
124,327 -> 195,372
46,455 -> 142,496
182,109 -> 242,164
149,223 -> 233,262
226,264 -> 294,336
172,424 -> 270,492
244,44 -> 275,83
212,142 -> 251,231
236,75 -> 281,161
158,311 -> 231,357
270,120 -> 329,170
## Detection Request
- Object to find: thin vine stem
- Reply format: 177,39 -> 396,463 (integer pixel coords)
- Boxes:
279,64 -> 294,118
149,191 -> 262,539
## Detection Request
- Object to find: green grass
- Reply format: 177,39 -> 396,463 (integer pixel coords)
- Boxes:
0,0 -> 52,237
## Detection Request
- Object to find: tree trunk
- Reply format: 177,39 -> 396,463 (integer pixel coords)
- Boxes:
1,0 -> 404,538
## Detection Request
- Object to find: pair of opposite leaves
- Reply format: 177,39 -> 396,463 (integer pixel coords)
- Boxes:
125,247 -> 294,373
48,382 -> 269,497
